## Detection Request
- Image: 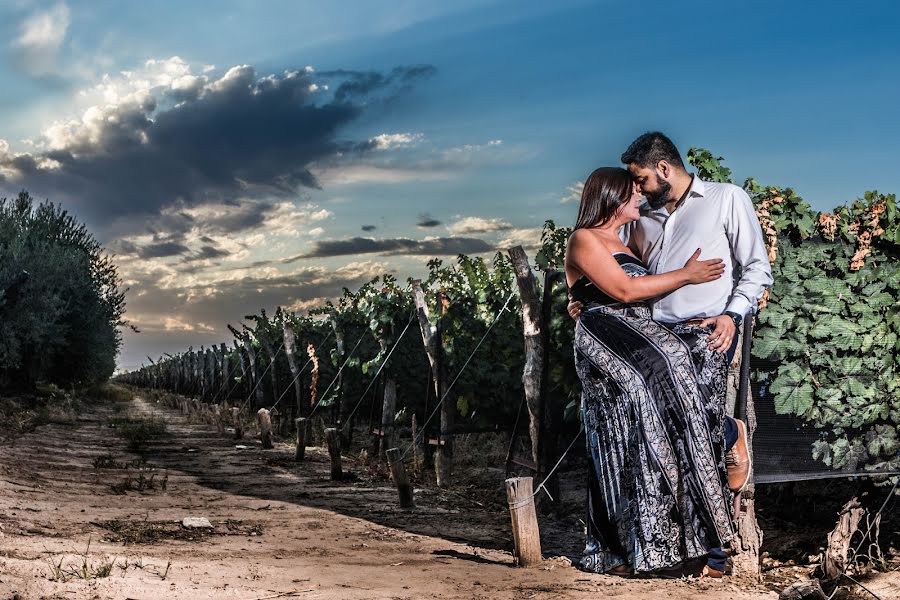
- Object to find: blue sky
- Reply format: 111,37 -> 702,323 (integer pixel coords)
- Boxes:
0,0 -> 897,370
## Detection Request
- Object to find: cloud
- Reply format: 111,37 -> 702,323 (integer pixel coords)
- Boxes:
416,213 -> 442,228
0,59 -> 435,231
448,216 -> 513,235
283,236 -> 494,260
313,137 -> 535,186
123,259 -> 392,336
10,2 -> 70,75
497,227 -> 544,251
560,181 -> 584,204
366,132 -> 424,151
137,241 -> 190,259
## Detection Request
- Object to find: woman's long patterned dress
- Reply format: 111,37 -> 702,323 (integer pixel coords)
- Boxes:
571,252 -> 733,574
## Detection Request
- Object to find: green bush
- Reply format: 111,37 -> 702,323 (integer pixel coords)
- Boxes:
0,191 -> 128,390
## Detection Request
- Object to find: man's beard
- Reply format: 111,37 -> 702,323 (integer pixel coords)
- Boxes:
645,175 -> 672,209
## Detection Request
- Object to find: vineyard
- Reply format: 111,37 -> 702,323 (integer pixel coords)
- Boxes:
120,149 -> 900,481
2,149 -> 899,599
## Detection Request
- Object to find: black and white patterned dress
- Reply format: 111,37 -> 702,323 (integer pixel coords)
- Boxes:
571,253 -> 733,574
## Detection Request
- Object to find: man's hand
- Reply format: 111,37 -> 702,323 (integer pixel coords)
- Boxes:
567,298 -> 583,320
699,314 -> 736,353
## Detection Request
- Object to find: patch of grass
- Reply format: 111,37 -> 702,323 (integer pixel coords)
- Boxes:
108,416 -> 167,451
89,382 -> 134,404
44,537 -> 120,582
109,470 -> 168,495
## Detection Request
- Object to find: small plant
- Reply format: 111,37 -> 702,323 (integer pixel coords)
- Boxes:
109,416 -> 167,451
44,537 -> 120,582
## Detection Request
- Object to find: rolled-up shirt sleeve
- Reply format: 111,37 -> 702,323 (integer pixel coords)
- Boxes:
724,187 -> 773,316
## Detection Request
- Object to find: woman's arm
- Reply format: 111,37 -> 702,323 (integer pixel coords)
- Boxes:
566,231 -> 724,303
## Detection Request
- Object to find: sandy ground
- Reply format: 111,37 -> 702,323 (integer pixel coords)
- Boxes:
0,393 -> 813,599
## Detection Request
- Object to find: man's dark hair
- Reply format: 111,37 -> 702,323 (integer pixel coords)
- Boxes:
620,131 -> 685,169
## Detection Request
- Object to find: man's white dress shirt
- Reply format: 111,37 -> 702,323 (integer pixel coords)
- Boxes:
622,176 -> 773,322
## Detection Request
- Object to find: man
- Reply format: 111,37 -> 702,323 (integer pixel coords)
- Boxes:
568,132 -> 773,576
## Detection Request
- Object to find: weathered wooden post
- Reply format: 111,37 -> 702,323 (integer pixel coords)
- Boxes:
728,316 -> 763,580
282,320 -> 303,419
386,448 -> 415,508
324,427 -> 342,480
257,408 -> 273,449
295,417 -> 309,461
243,330 -> 265,408
331,319 -> 345,428
213,404 -> 225,434
258,328 -> 279,408
505,477 -> 542,567
412,280 -> 452,487
507,246 -> 545,480
379,377 -> 397,460
231,407 -> 243,439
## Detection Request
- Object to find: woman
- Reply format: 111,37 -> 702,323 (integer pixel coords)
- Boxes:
566,167 -> 734,575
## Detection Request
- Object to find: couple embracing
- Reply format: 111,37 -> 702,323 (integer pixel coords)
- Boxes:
565,132 -> 773,577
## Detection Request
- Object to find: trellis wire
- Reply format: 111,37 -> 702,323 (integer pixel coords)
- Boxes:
392,290 -> 516,465
341,313 -> 416,429
237,341 -> 285,413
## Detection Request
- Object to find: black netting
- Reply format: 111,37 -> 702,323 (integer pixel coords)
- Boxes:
750,356 -> 900,484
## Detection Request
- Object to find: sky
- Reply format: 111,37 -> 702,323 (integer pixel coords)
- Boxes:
0,0 -> 898,371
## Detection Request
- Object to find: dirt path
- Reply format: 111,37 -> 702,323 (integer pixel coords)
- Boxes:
0,394 -> 779,599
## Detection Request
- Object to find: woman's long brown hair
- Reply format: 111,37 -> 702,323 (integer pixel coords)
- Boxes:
574,167 -> 633,230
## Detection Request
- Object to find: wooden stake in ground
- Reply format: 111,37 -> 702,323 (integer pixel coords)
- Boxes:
379,377 -> 397,460
295,417 -> 308,462
411,280 -> 452,487
213,404 -> 225,434
324,427 -> 342,480
824,497 -> 865,580
726,318 -> 763,580
505,477 -> 542,567
257,408 -> 273,449
507,246 -> 545,477
386,448 -> 415,508
231,407 -> 243,439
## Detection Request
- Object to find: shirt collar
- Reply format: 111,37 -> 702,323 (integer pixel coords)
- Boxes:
688,174 -> 706,198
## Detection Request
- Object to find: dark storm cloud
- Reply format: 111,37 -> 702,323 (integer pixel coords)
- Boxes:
282,236 -> 493,261
137,241 -> 190,259
320,65 -> 436,104
416,213 -> 441,228
1,64 -> 435,230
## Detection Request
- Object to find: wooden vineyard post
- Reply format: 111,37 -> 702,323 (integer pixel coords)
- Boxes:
257,408 -> 273,449
505,477 -> 542,567
386,448 -> 415,508
824,498 -> 864,580
231,407 -> 243,439
331,319 -> 345,428
282,321 -> 303,421
258,328 -> 279,408
295,417 -> 309,462
507,246 -> 546,479
728,316 -> 763,580
214,404 -> 225,434
242,329 -> 264,408
324,427 -> 342,480
411,414 -> 421,476
412,280 -> 452,487
379,377 -> 397,460
219,343 -> 229,400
